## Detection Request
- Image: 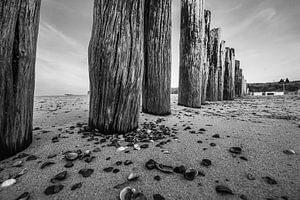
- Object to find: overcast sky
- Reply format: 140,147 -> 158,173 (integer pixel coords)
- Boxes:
36,0 -> 300,96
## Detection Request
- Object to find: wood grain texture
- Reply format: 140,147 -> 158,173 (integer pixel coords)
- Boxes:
234,60 -> 242,97
218,40 -> 226,101
0,0 -> 41,160
178,0 -> 204,108
142,0 -> 171,116
223,48 -> 235,100
201,9 -> 211,104
206,28 -> 221,102
88,0 -> 144,134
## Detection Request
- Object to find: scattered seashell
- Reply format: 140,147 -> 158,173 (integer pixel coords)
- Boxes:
1,179 -> 17,188
134,144 -> 141,151
128,173 -> 139,181
145,159 -> 157,170
283,149 -> 295,155
229,147 -> 242,154
120,187 -> 135,200
64,152 -> 79,161
215,185 -> 234,195
201,159 -> 212,167
117,147 -> 128,152
12,161 -> 23,168
15,192 -> 30,200
184,168 -> 198,181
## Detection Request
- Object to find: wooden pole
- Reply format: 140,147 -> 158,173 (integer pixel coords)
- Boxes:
218,40 -> 226,101
178,0 -> 204,108
142,0 -> 171,116
88,0 -> 144,134
0,0 -> 41,160
223,47 -> 235,100
201,9 -> 211,104
206,28 -> 221,102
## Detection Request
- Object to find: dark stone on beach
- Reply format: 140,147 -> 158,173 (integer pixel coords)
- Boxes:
44,184 -> 64,195
197,140 -> 203,144
84,156 -> 95,163
153,194 -> 165,200
240,156 -> 248,161
93,148 -> 101,153
116,161 -> 123,166
132,192 -> 147,200
229,147 -> 242,154
47,154 -> 57,159
210,143 -> 216,147
199,128 -> 206,132
262,176 -> 277,185
113,169 -> 120,174
212,134 -> 220,138
51,171 -> 67,183
154,175 -> 161,181
174,165 -> 186,174
106,157 -> 111,160
124,160 -> 133,166
145,159 -> 157,170
26,155 -> 38,161
103,167 -> 114,172
15,192 -> 30,200
201,159 -> 212,167
64,162 -> 74,168
215,185 -> 234,195
140,144 -> 149,149
41,161 -> 56,169
184,168 -> 198,181
16,153 -> 30,159
79,168 -> 94,178
71,182 -> 82,191
240,194 -> 248,200
157,164 -> 173,174
198,170 -> 206,177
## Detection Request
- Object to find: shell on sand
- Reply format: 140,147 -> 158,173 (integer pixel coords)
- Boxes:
120,187 -> 136,200
1,179 -> 17,188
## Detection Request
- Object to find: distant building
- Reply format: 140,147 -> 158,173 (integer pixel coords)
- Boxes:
251,91 -> 284,96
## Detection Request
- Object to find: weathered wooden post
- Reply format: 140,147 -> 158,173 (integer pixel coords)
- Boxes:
179,0 -> 204,108
234,60 -> 242,97
230,48 -> 236,99
201,9 -> 211,104
142,0 -> 171,116
206,28 -> 221,101
223,48 -> 235,100
88,0 -> 144,134
218,40 -> 226,101
0,0 -> 41,160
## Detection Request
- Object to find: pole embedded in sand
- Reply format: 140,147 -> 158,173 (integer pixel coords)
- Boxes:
178,0 -> 205,108
201,9 -> 211,104
88,0 -> 144,134
142,0 -> 172,116
234,60 -> 243,98
218,40 -> 226,101
223,48 -> 236,100
206,28 -> 221,102
0,0 -> 41,160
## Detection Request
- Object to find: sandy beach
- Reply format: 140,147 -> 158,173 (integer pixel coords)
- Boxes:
0,94 -> 299,200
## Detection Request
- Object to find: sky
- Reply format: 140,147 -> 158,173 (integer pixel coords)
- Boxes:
35,0 -> 300,96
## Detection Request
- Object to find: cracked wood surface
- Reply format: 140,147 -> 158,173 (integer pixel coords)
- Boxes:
88,0 -> 144,134
142,0 -> 171,116
0,0 -> 41,160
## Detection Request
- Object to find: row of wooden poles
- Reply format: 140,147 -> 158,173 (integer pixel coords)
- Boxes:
0,0 -> 246,160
